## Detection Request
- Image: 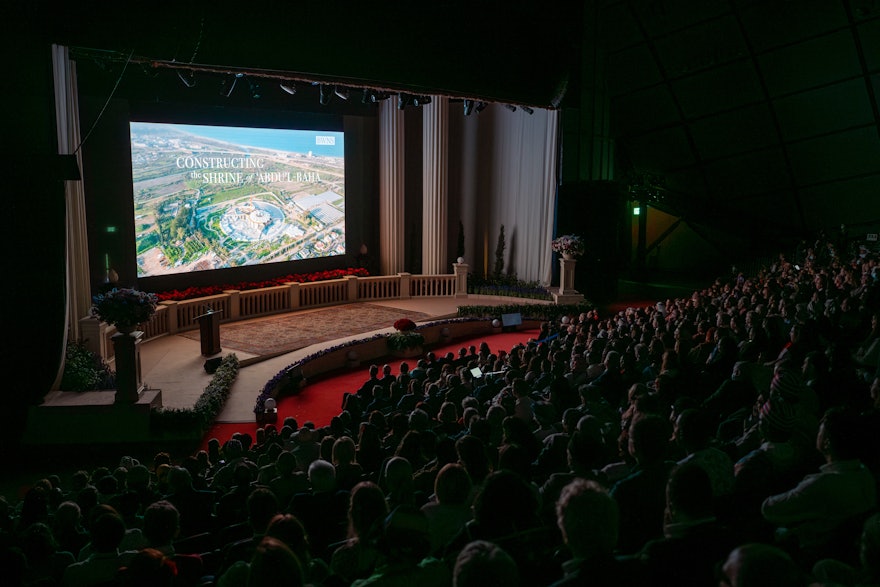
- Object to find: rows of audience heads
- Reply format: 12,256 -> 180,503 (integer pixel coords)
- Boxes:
2,232 -> 880,586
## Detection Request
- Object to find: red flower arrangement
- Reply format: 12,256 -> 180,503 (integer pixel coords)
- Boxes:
155,267 -> 369,302
393,318 -> 417,331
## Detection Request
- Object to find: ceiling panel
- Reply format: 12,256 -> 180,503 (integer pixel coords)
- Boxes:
622,127 -> 696,170
688,103 -> 778,160
798,175 -> 880,230
702,147 -> 792,199
610,86 -> 680,137
860,19 -> 880,70
651,15 -> 747,78
599,1 -> 643,52
787,127 -> 880,186
630,0 -> 731,38
606,44 -> 664,97
758,31 -> 862,97
737,0 -> 848,53
670,61 -> 764,119
773,79 -> 875,141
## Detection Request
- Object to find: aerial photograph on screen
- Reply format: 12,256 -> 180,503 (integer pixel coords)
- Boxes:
130,122 -> 345,278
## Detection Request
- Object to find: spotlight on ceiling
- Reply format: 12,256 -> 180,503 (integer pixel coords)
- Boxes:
411,95 -> 432,107
504,104 -> 517,112
176,70 -> 196,88
248,77 -> 262,99
279,82 -> 297,95
521,105 -> 534,115
475,101 -> 488,113
334,86 -> 350,100
319,84 -> 332,105
220,73 -> 243,98
398,93 -> 412,110
371,91 -> 390,103
463,99 -> 475,116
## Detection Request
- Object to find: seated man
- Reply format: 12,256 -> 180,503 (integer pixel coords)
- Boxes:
761,406 -> 877,561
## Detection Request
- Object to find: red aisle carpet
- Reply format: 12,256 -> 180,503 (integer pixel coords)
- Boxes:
202,328 -> 542,448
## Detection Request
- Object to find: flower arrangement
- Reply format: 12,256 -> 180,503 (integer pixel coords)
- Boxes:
387,317 -> 425,351
90,287 -> 159,330
393,318 -> 417,332
551,234 -> 585,257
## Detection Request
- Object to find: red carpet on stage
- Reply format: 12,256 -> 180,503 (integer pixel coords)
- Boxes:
202,328 -> 542,448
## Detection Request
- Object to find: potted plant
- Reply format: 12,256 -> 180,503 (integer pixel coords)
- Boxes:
90,287 -> 159,333
551,234 -> 585,259
387,318 -> 425,358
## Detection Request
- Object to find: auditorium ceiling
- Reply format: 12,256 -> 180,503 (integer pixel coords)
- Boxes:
35,0 -> 880,240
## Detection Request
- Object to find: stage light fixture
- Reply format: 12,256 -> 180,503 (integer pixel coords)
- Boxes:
521,105 -> 534,114
334,86 -> 350,100
475,101 -> 488,113
219,73 -> 243,98
397,93 -> 411,110
279,82 -> 297,95
412,95 -> 432,107
463,99 -> 475,116
504,104 -> 517,112
319,84 -> 332,105
176,70 -> 196,88
248,77 -> 262,99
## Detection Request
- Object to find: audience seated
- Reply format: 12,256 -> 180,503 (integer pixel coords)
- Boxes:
5,232 -> 880,586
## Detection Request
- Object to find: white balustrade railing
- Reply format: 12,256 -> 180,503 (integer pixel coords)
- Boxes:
81,265 -> 473,361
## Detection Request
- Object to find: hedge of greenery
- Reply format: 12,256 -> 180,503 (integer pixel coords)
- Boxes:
457,302 -> 593,322
150,354 -> 240,436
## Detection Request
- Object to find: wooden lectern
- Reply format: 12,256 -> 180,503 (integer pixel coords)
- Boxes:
195,309 -> 222,356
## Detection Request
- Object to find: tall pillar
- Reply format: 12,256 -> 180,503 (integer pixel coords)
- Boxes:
422,95 -> 449,275
379,99 -> 406,275
113,331 -> 144,403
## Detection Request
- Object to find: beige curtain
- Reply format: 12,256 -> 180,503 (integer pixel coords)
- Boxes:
52,44 -> 92,387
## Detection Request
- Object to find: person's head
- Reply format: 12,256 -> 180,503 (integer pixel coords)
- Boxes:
718,543 -> 803,587
378,505 -> 431,562
673,408 -> 714,454
348,481 -> 388,539
142,500 -> 180,547
555,478 -> 618,558
247,536 -> 304,587
118,548 -> 178,587
434,463 -> 473,507
247,487 -> 280,533
860,512 -> 880,579
473,470 -> 538,534
332,435 -> 356,466
265,514 -> 310,565
665,462 -> 714,524
307,459 -> 336,493
628,413 -> 671,464
89,510 -> 127,553
817,405 -> 862,461
453,540 -> 519,587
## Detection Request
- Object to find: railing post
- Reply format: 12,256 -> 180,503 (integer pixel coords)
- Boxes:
453,262 -> 469,298
160,301 -> 179,334
346,275 -> 359,302
224,290 -> 241,320
286,282 -> 301,310
79,315 -> 108,359
398,272 -> 412,299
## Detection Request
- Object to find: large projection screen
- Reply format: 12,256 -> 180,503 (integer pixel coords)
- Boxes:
130,122 -> 345,278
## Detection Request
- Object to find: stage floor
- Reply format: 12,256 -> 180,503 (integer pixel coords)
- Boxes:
139,295 -> 551,423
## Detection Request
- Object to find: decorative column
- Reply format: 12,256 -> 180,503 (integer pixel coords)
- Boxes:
422,95 -> 449,275
553,258 -> 585,305
113,331 -> 144,403
379,99 -> 406,275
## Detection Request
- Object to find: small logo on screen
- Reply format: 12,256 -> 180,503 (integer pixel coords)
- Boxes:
315,136 -> 336,145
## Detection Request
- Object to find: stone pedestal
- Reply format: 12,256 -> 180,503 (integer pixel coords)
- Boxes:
112,330 -> 144,403
553,257 -> 585,304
